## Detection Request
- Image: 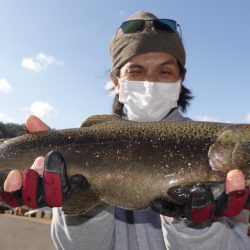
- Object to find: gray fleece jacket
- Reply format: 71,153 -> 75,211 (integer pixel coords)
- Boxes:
51,109 -> 250,250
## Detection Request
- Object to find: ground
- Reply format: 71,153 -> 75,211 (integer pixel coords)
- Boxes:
0,214 -> 54,250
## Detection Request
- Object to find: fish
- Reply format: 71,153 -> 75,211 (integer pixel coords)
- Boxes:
0,114 -> 250,215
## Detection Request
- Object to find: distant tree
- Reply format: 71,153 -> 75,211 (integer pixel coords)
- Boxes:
0,122 -> 26,139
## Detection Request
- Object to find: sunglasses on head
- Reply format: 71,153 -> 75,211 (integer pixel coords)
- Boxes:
120,19 -> 180,34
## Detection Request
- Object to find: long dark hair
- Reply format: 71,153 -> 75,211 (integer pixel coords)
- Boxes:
111,62 -> 193,117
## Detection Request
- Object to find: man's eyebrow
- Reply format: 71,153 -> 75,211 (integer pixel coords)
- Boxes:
160,59 -> 176,66
126,59 -> 176,68
127,63 -> 144,68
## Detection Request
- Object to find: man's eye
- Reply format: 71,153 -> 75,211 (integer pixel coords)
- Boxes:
160,71 -> 171,75
128,70 -> 142,74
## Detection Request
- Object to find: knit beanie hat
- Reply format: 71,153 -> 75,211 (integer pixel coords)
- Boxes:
109,11 -> 185,70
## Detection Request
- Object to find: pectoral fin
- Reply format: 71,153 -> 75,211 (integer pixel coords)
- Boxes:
62,175 -> 101,215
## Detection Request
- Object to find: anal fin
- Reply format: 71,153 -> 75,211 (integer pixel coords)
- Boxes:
62,175 -> 101,216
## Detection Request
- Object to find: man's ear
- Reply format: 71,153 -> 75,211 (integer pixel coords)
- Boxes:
179,68 -> 186,94
179,85 -> 183,95
179,79 -> 183,94
110,72 -> 120,94
180,67 -> 186,84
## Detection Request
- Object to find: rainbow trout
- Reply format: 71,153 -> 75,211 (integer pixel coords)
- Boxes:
0,115 -> 250,215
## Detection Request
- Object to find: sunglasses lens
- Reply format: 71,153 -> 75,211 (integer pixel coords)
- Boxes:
120,20 -> 145,33
153,19 -> 177,32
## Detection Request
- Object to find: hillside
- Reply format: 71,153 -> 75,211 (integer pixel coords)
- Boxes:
0,122 -> 26,139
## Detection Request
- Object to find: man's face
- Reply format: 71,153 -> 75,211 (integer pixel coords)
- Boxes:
113,52 -> 181,94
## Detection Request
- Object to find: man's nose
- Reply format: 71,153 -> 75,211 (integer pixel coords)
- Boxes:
144,73 -> 158,82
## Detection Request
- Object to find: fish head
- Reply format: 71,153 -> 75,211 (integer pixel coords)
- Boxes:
208,125 -> 250,177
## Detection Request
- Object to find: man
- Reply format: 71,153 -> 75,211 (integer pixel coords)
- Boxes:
1,11 -> 250,250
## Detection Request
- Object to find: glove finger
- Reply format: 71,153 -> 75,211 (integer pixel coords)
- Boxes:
0,189 -> 22,207
43,151 -> 69,207
185,184 -> 214,223
150,198 -> 183,217
216,189 -> 250,217
69,174 -> 91,189
22,169 -> 45,208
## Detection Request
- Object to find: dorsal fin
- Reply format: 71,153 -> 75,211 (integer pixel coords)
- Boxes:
81,114 -> 121,128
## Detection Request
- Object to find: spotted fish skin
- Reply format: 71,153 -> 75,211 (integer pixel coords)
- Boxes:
0,115 -> 249,215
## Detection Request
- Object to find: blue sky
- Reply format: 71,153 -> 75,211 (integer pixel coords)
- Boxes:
0,0 -> 249,129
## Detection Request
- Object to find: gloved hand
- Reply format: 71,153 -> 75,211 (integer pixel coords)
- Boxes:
151,174 -> 250,223
0,151 -> 84,209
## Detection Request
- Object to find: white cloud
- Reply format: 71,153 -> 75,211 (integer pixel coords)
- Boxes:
0,112 -> 13,123
105,80 -> 114,91
104,80 -> 115,97
23,101 -> 58,118
21,53 -> 64,72
196,116 -> 220,122
0,79 -> 13,93
245,113 -> 250,123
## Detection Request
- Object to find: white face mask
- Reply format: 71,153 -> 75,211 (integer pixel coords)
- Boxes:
118,79 -> 181,122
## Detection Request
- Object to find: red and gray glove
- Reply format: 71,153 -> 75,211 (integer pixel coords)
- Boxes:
0,151 -> 84,209
150,184 -> 250,223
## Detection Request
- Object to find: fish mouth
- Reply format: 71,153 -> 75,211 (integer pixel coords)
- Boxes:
167,181 -> 225,205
